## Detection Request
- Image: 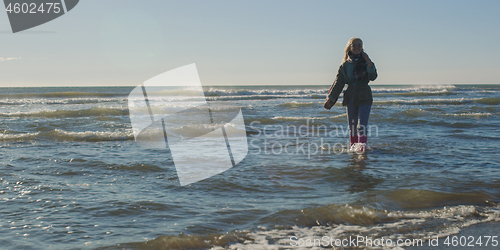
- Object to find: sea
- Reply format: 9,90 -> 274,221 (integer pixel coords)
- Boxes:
0,84 -> 499,249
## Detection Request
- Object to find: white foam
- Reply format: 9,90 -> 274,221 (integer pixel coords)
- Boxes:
219,204 -> 500,249
374,97 -> 476,105
442,112 -> 492,117
272,114 -> 346,121
52,129 -> 133,140
0,132 -> 40,140
371,84 -> 456,92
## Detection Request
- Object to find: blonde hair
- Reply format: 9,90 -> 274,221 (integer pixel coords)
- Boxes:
343,37 -> 362,63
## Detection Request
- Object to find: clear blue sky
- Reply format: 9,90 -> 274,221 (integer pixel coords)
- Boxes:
1,0 -> 499,86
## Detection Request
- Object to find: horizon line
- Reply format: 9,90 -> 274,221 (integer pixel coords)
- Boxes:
0,83 -> 499,88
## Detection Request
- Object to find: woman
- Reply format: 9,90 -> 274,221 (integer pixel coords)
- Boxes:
324,37 -> 377,151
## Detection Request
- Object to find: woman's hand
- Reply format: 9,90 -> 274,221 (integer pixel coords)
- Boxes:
362,51 -> 373,68
324,98 -> 335,110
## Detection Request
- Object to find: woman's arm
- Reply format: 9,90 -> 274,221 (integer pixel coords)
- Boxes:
362,52 -> 377,81
324,65 -> 346,110
328,65 -> 346,100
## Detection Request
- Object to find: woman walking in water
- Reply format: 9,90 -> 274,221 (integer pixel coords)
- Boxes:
324,37 -> 377,152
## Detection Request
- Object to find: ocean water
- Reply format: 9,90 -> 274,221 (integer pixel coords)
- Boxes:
0,85 -> 499,249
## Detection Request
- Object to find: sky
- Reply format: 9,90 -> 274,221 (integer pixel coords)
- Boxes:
0,0 -> 499,87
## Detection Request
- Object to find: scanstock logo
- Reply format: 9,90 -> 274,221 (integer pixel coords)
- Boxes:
4,0 -> 79,33
128,64 -> 249,186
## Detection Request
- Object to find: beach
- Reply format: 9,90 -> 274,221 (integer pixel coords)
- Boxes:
0,84 -> 499,249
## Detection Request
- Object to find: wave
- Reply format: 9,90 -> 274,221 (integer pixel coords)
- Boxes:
278,101 -> 319,108
3,86 -> 492,106
0,131 -> 40,141
164,123 -> 246,138
47,129 -> 133,142
441,112 -> 493,118
371,84 -> 457,93
230,205 -> 499,249
0,107 -> 128,118
202,85 -> 458,98
272,116 -> 328,121
0,97 -> 122,106
475,97 -> 500,105
375,97 -> 500,106
390,109 -> 493,121
1,86 -> 495,105
202,90 -> 500,104
0,129 -> 133,142
262,190 -> 496,228
204,88 -> 326,97
206,94 -> 310,101
110,194 -> 500,249
245,118 -> 280,125
0,91 -> 125,99
372,85 -> 456,97
202,87 -> 330,101
106,190 -> 500,250
272,114 -> 346,121
374,91 -> 454,97
113,231 -> 252,249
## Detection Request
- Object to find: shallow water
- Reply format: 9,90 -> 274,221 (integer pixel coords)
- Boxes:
0,85 -> 499,249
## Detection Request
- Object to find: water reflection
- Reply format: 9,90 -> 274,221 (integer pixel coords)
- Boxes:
344,153 -> 383,193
